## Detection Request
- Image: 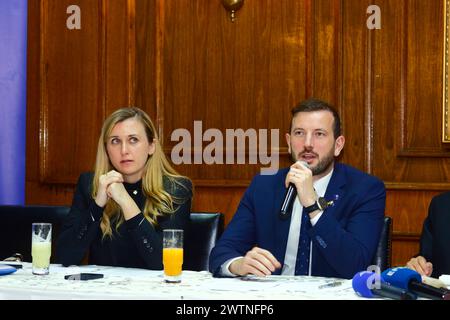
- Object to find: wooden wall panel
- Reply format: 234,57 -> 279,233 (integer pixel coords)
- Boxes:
40,0 -> 104,184
371,0 -> 401,181
192,187 -> 246,225
339,0 -> 371,172
26,0 -> 449,269
104,0 -> 135,111
135,0 -> 157,120
403,1 -> 443,155
386,189 -> 443,265
27,0 -> 144,204
311,0 -> 341,103
160,0 -> 309,182
369,0 -> 448,264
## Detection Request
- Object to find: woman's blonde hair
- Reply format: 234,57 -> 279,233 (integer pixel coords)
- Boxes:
92,107 -> 191,238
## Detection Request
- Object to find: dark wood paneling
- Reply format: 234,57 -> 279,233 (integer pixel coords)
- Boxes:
135,0 -> 157,120
386,189 -> 443,266
403,1 -> 443,154
40,0 -> 104,184
339,0 -> 372,172
311,0 -> 341,103
26,0 -> 448,268
371,0 -> 402,180
27,0 -> 141,203
160,0 -> 308,182
192,187 -> 246,225
26,0 -> 41,194
104,0 -> 134,112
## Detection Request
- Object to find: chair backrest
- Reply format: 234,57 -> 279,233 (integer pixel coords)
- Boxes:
0,205 -> 70,262
372,216 -> 393,272
0,206 -> 224,271
184,212 -> 224,271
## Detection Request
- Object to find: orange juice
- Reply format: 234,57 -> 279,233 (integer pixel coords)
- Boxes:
163,248 -> 183,276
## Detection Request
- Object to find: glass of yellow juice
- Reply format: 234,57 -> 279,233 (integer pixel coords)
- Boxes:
31,223 -> 52,275
163,229 -> 183,283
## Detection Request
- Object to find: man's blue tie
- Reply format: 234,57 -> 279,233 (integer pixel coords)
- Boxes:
296,208 -> 312,275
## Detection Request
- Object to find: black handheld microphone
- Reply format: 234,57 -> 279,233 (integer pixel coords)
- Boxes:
352,271 -> 417,300
381,267 -> 450,300
279,161 -> 309,220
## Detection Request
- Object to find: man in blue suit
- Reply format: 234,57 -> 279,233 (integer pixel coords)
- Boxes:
209,98 -> 386,279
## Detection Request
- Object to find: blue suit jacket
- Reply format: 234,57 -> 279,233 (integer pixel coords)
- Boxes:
209,163 -> 386,279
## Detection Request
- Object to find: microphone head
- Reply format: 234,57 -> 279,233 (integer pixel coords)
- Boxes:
279,160 -> 311,220
299,161 -> 310,169
352,271 -> 381,298
381,267 -> 422,290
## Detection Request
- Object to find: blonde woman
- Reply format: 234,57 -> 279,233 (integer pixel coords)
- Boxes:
57,107 -> 192,269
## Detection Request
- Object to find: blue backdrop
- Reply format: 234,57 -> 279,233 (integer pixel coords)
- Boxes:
0,1 -> 28,205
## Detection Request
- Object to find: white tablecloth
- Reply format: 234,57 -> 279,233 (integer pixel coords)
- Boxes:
0,263 -> 362,300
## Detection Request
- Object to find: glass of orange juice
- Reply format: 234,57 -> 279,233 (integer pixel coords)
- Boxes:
163,229 -> 183,283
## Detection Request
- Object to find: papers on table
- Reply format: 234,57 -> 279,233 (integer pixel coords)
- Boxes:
439,274 -> 450,289
0,263 -> 359,300
198,275 -> 354,299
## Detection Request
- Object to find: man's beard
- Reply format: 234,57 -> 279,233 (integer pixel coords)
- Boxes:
290,147 -> 335,176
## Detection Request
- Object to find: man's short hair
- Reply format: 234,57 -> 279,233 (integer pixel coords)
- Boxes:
290,98 -> 342,138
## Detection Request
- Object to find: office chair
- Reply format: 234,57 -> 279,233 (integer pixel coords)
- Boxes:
0,205 -> 225,271
184,212 -> 224,271
372,216 -> 393,272
0,205 -> 70,262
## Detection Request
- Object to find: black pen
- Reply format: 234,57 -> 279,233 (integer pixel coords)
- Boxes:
0,262 -> 23,269
318,281 -> 344,289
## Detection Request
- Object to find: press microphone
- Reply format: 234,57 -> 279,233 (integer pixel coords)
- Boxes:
279,161 -> 309,220
352,271 -> 416,300
381,267 -> 450,300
